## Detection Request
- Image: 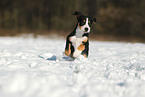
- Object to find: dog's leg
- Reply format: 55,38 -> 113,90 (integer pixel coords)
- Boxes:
69,36 -> 77,43
77,44 -> 85,51
82,54 -> 88,58
73,49 -> 82,58
65,43 -> 71,56
82,36 -> 88,43
65,41 -> 71,56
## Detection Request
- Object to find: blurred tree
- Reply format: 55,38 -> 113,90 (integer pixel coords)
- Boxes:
0,0 -> 145,41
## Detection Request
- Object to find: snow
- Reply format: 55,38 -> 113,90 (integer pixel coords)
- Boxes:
0,36 -> 145,97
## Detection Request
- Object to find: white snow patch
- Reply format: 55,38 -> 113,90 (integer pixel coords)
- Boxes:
0,37 -> 145,97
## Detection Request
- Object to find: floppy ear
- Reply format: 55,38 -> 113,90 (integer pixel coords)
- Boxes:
92,17 -> 96,24
72,11 -> 83,22
72,11 -> 83,16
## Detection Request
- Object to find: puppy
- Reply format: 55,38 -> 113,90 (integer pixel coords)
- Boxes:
64,11 -> 96,59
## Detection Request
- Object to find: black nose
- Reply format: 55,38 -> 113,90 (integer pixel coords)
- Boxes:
85,27 -> 88,31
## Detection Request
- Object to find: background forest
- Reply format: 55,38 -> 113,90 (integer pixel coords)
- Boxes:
0,0 -> 145,42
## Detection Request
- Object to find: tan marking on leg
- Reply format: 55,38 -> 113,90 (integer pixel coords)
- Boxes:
83,54 -> 87,58
65,43 -> 71,56
77,44 -> 85,51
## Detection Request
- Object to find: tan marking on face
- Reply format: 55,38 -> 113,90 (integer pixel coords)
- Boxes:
83,37 -> 88,43
65,43 -> 71,56
78,23 -> 82,30
77,44 -> 85,51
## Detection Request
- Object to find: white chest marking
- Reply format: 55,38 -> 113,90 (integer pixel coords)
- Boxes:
70,36 -> 82,49
70,36 -> 87,58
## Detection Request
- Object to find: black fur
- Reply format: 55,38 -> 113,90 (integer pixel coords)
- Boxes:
65,11 -> 96,58
65,25 -> 89,58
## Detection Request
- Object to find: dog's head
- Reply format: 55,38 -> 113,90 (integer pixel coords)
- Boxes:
73,11 -> 96,33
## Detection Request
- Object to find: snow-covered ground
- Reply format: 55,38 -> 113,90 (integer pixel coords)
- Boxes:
0,36 -> 145,97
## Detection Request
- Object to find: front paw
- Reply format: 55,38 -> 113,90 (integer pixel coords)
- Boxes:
64,43 -> 71,56
69,36 -> 77,43
73,50 -> 82,58
82,36 -> 88,42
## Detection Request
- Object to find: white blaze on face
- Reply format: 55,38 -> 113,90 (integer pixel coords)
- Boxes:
76,18 -> 91,38
81,18 -> 90,33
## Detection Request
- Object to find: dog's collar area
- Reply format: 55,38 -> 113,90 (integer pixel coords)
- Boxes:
76,26 -> 84,38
